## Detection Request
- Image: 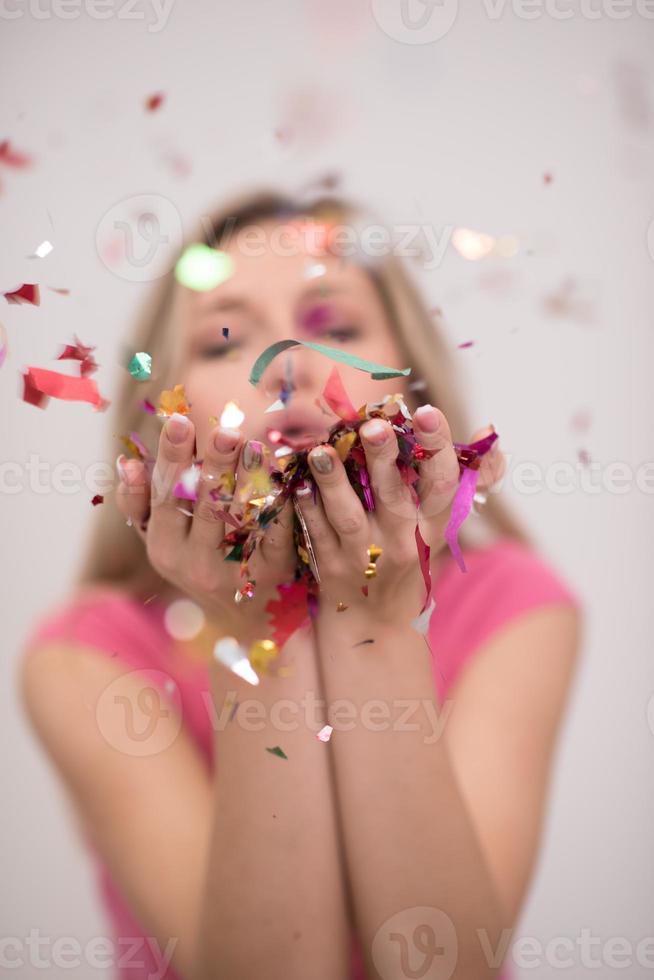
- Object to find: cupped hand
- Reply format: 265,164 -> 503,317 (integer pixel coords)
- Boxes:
294,405 -> 506,620
115,413 -> 297,644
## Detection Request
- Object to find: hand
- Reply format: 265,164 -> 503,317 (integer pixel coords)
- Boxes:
115,415 -> 296,645
294,405 -> 506,622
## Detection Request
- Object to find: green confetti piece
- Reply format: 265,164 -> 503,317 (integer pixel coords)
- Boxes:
127,352 -> 152,381
248,339 -> 411,387
174,244 -> 234,291
266,745 -> 288,759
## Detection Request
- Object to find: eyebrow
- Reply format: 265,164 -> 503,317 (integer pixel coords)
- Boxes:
198,281 -> 353,316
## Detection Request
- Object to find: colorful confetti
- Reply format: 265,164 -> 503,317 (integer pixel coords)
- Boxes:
4,283 -> 40,306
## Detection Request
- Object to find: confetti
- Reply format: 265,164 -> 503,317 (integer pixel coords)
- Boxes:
322,366 -> 360,422
159,383 -> 190,416
451,228 -> 495,261
316,725 -> 333,742
174,243 -> 234,291
128,351 -> 152,380
0,323 -> 8,368
4,283 -> 40,306
213,637 -> 260,686
27,240 -> 53,259
22,367 -> 109,411
266,745 -> 288,759
91,494 -> 104,506
0,140 -> 32,168
57,336 -> 98,376
145,92 -> 165,112
249,638 -> 280,674
219,400 -> 245,428
410,596 -> 436,635
249,338 -> 411,386
222,327 -> 229,340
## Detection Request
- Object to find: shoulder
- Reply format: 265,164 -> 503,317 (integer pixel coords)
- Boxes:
429,538 -> 584,694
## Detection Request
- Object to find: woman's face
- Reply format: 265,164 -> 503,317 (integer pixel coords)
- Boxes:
180,217 -> 410,457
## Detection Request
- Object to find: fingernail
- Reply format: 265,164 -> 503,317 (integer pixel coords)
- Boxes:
310,446 -> 333,474
214,427 -> 241,453
167,412 -> 191,444
414,404 -> 441,432
116,454 -> 128,482
361,420 -> 388,445
243,439 -> 263,471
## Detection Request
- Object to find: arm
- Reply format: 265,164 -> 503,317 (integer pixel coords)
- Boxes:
18,622 -> 352,980
194,622 -> 351,979
314,604 -> 508,980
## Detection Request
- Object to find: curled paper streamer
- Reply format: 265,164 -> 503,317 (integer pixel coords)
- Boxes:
248,338 -> 411,386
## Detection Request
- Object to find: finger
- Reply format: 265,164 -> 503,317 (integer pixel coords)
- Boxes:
472,427 -> 505,492
305,445 -> 369,554
188,426 -> 243,555
413,405 -> 460,521
147,412 -> 196,560
256,496 -> 296,573
116,455 -> 150,537
358,417 -> 417,526
293,476 -> 341,573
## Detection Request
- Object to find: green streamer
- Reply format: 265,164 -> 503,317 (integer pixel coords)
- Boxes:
248,339 -> 411,386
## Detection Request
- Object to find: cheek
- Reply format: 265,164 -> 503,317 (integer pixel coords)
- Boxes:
183,363 -> 257,451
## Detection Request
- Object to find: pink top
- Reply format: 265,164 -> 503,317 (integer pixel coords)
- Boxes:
21,538 -> 582,980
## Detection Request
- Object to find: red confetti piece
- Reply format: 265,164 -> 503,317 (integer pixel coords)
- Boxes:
4,283 -> 40,306
47,287 -> 70,295
264,581 -> 311,648
0,140 -> 32,168
142,399 -> 157,414
321,366 -> 359,422
21,367 -> 110,411
91,494 -> 104,506
57,335 -> 98,377
145,92 -> 165,112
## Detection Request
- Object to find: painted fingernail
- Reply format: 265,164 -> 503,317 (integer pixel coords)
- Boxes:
167,412 -> 191,444
414,404 -> 441,432
361,420 -> 388,445
214,427 -> 240,453
243,439 -> 263,471
310,446 -> 333,474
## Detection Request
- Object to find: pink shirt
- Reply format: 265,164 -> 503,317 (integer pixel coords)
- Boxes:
21,538 -> 582,980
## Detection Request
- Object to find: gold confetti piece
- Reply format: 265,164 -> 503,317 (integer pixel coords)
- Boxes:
364,543 -> 383,580
336,601 -> 348,612
334,431 -> 357,461
159,383 -> 190,417
249,638 -> 280,674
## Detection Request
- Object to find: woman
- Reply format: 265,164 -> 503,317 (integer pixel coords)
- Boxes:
18,189 -> 584,980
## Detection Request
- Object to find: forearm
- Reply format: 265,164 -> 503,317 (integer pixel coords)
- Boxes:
315,604 -> 510,980
193,623 -> 351,980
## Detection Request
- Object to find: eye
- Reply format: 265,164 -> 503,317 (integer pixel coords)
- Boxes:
322,326 -> 361,342
198,342 -> 240,360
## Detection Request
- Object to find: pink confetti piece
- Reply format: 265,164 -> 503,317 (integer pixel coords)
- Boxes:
0,140 -> 32,168
316,725 -> 333,742
145,92 -> 165,112
444,467 -> 480,573
321,366 -> 359,422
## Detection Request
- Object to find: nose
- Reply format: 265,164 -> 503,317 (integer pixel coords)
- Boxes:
260,344 -> 327,401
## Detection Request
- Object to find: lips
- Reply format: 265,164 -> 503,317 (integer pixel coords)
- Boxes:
263,403 -> 331,452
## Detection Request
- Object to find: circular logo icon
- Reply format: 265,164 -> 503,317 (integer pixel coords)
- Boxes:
372,906 -> 458,979
370,0 -> 459,44
96,193 -> 183,282
96,668 -> 182,757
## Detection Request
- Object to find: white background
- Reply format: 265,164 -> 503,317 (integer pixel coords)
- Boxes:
2,1 -> 653,976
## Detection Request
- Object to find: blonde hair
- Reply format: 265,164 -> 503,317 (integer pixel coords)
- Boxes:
76,188 -> 532,600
